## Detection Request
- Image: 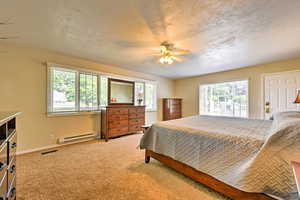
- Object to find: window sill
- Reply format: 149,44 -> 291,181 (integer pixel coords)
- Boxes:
47,111 -> 101,117
47,109 -> 156,117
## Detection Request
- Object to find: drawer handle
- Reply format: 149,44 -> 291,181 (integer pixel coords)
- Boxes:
11,142 -> 17,148
9,165 -> 16,173
0,162 -> 6,171
9,187 -> 16,198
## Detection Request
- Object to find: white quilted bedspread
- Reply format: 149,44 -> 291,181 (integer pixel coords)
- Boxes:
140,115 -> 300,200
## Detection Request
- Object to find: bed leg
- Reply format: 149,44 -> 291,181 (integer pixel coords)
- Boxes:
145,150 -> 150,163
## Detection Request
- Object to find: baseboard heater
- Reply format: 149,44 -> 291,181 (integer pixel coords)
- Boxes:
57,133 -> 97,144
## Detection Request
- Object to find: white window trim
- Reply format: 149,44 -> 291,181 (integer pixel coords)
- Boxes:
198,78 -> 250,118
47,63 -> 158,115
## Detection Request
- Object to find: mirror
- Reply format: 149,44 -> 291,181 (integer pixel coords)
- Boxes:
108,78 -> 134,105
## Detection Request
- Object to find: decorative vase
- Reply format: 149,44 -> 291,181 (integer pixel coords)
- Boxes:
138,99 -> 143,105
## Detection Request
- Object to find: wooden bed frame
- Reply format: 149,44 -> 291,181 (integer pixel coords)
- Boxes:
145,149 -> 275,200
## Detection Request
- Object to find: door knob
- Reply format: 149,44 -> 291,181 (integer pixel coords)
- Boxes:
265,102 -> 271,113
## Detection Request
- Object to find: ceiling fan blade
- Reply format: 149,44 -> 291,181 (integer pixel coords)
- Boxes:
0,36 -> 18,40
172,48 -> 190,54
171,56 -> 183,62
151,53 -> 162,56
112,40 -> 158,48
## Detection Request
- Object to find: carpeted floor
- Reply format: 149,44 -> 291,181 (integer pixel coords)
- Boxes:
17,134 -> 228,200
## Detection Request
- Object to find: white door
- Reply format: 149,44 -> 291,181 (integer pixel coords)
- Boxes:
264,71 -> 300,119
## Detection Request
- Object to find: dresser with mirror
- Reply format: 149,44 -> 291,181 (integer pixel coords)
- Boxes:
101,78 -> 145,141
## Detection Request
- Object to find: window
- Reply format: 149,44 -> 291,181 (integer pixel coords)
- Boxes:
49,67 -> 100,113
79,73 -> 98,110
48,64 -> 158,114
200,80 -> 248,118
51,68 -> 77,112
135,82 -> 145,105
145,83 -> 157,111
99,76 -> 108,107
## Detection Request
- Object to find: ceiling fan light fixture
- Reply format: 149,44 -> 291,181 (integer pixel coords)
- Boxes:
159,55 -> 174,65
159,56 -> 166,64
158,41 -> 186,65
167,57 -> 173,64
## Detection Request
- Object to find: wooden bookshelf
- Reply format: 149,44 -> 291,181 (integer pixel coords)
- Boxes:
0,112 -> 20,200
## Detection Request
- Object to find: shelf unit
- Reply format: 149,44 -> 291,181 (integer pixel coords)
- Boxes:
0,112 -> 20,200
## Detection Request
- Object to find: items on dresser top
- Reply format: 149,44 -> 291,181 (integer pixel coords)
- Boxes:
163,98 -> 182,121
101,106 -> 145,141
0,112 -> 19,200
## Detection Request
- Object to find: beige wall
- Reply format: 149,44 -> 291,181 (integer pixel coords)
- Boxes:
0,43 -> 175,152
175,58 -> 300,119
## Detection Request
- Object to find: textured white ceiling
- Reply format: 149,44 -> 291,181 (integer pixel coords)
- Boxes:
1,0 -> 300,78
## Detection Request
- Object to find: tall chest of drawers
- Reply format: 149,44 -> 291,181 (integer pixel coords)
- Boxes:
101,106 -> 145,141
163,98 -> 182,121
0,112 -> 19,200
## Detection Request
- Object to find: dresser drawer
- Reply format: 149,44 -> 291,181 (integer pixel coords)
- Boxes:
137,107 -> 145,113
129,108 -> 138,114
129,119 -> 144,125
108,108 -> 128,115
0,172 -> 7,200
6,174 -> 16,200
108,114 -> 128,122
108,127 -> 129,137
129,125 -> 142,132
129,113 -> 144,119
171,100 -> 181,105
7,157 -> 16,189
108,120 -> 128,128
8,133 -> 17,163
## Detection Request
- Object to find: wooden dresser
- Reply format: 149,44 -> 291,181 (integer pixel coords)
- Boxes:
163,98 -> 182,121
101,105 -> 145,141
0,112 -> 19,200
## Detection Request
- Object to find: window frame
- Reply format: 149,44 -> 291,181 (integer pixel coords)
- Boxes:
47,63 -> 158,115
199,79 -> 250,118
78,72 -> 99,111
48,66 -> 80,113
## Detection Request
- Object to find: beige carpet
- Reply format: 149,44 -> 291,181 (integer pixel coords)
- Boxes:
17,134 -> 229,200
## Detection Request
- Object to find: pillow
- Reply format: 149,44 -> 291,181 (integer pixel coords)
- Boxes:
271,111 -> 300,122
269,111 -> 300,134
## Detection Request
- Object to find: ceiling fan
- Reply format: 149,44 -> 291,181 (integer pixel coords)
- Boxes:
112,40 -> 193,65
156,41 -> 190,65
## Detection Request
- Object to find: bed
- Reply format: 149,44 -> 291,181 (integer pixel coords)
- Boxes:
140,113 -> 300,200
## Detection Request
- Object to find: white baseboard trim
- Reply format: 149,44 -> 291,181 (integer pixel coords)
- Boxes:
16,137 -> 97,156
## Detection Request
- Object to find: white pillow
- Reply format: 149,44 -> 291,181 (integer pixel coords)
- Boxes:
269,111 -> 300,134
